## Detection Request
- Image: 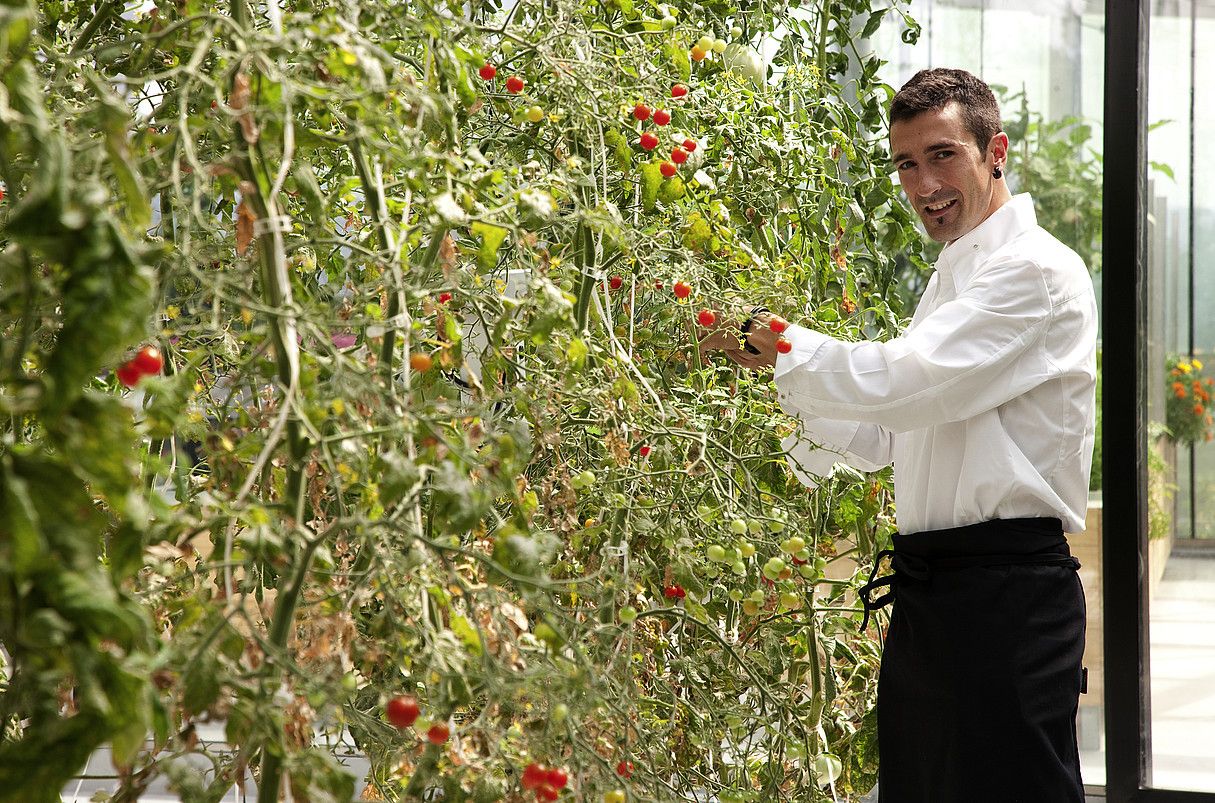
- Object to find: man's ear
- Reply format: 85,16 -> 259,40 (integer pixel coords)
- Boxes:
989,131 -> 1010,167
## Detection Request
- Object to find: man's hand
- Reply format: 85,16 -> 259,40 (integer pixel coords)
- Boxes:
696,311 -> 785,372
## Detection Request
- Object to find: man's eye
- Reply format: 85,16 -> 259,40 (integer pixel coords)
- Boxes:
936,150 -> 953,159
896,161 -> 913,171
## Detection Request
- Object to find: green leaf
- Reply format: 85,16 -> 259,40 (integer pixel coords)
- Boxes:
472,220 -> 509,270
639,162 -> 664,211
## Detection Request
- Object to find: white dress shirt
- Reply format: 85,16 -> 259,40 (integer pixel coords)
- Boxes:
774,194 -> 1097,534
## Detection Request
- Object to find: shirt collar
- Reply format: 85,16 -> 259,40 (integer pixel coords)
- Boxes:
936,193 -> 1038,290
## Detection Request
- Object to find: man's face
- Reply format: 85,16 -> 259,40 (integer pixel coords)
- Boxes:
890,102 -> 1006,244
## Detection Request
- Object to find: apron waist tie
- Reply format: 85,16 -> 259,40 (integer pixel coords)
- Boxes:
858,547 -> 1081,633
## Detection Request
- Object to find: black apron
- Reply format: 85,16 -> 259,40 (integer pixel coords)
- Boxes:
859,517 -> 1087,803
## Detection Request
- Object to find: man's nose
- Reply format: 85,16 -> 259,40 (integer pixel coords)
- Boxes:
913,167 -> 944,200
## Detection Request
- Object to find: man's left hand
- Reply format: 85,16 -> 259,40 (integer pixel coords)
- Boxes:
697,311 -> 784,372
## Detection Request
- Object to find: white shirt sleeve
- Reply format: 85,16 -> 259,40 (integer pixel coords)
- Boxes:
773,256 -> 1053,433
776,394 -> 894,487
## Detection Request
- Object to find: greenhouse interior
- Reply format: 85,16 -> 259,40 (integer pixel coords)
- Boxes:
1,0 -> 1212,800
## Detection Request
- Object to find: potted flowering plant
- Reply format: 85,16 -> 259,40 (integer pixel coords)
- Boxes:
1166,355 -> 1215,444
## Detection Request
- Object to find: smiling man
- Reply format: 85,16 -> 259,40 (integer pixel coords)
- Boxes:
701,69 -> 1097,802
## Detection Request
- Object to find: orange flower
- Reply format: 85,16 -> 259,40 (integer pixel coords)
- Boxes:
1174,381 -> 1186,394
1172,368 -> 1183,377
1194,382 -> 1204,393
1194,403 -> 1205,416
1206,378 -> 1213,387
1201,390 -> 1211,402
1176,387 -> 1188,398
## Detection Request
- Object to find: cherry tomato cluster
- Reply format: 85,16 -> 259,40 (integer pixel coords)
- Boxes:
522,762 -> 570,801
616,759 -> 635,778
479,62 -> 543,124
115,344 -> 163,387
633,83 -> 700,180
662,584 -> 686,599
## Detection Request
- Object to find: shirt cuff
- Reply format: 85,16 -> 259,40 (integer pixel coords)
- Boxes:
773,323 -> 833,381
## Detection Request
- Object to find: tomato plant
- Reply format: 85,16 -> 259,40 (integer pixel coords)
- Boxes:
0,0 -> 923,798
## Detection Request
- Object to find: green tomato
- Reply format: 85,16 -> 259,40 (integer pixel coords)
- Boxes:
707,544 -> 727,562
731,560 -> 747,576
738,541 -> 756,558
574,469 -> 597,488
748,589 -> 766,604
747,519 -> 762,535
730,24 -> 743,37
340,672 -> 359,692
728,589 -> 744,602
712,38 -> 727,53
795,547 -> 812,562
661,15 -> 677,29
697,503 -> 715,520
799,563 -> 817,579
729,518 -> 748,535
619,605 -> 638,623
768,518 -> 786,533
782,536 -> 806,554
780,591 -> 801,609
526,105 -> 545,123
552,702 -> 570,723
742,600 -> 761,616
763,557 -> 786,579
814,557 -> 828,573
696,35 -> 714,50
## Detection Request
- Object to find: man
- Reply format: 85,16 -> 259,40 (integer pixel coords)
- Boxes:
701,68 -> 1097,802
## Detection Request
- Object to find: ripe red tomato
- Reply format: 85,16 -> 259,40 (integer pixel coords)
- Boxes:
116,362 -> 143,388
663,584 -> 686,599
639,132 -> 659,151
654,280 -> 664,289
386,696 -> 420,728
522,763 -> 547,790
775,336 -> 792,354
682,138 -> 697,151
673,280 -> 692,299
671,83 -> 688,98
609,275 -> 623,290
633,103 -> 651,121
506,75 -> 525,93
671,148 -> 688,164
479,63 -> 497,80
427,723 -> 450,744
653,109 -> 671,126
617,760 -> 635,778
697,309 -> 716,327
659,161 -> 677,178
769,317 -> 788,334
545,768 -> 569,789
132,344 -> 163,375
638,445 -> 651,458
536,785 -> 560,802
438,292 -> 453,304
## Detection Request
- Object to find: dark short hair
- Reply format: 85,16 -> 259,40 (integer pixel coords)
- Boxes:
890,68 -> 1002,153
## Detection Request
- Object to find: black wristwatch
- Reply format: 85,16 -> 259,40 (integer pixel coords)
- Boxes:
739,305 -> 769,354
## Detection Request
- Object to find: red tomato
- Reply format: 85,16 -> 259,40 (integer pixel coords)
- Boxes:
132,345 -> 163,375
386,696 -> 420,728
654,280 -> 664,289
682,138 -> 697,151
633,103 -> 651,121
617,760 -> 635,778
697,309 -> 716,327
522,763 -> 547,790
506,75 -> 525,93
673,280 -> 692,299
659,161 -> 677,178
410,352 -> 434,372
639,445 -> 651,458
536,785 -> 560,802
775,337 -> 792,354
438,292 -> 453,304
653,109 -> 671,126
769,317 -> 788,334
479,63 -> 497,80
639,132 -> 659,151
671,83 -> 688,98
663,584 -> 686,599
545,768 -> 569,789
427,723 -> 450,744
116,362 -> 143,388
671,148 -> 688,164
609,275 -> 623,290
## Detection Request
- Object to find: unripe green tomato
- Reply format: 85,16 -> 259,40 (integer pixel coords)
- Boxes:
729,518 -> 748,535
526,105 -> 545,123
731,560 -> 747,576
738,541 -> 756,558
605,792 -> 627,803
712,38 -> 727,53
780,591 -> 801,609
728,589 -> 744,602
783,536 -> 806,554
742,600 -> 761,616
661,15 -> 677,28
341,672 -> 359,692
575,469 -> 597,488
763,557 -> 786,579
696,35 -> 714,50
723,547 -> 738,563
697,503 -> 715,520
730,25 -> 743,37
749,589 -> 766,604
703,563 -> 720,578
799,563 -> 817,579
559,278 -> 575,291
706,544 -> 727,562
795,547 -> 812,562
619,605 -> 638,623
768,519 -> 786,533
814,557 -> 828,573
747,519 -> 762,535
552,702 -> 569,723
609,492 -> 628,507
